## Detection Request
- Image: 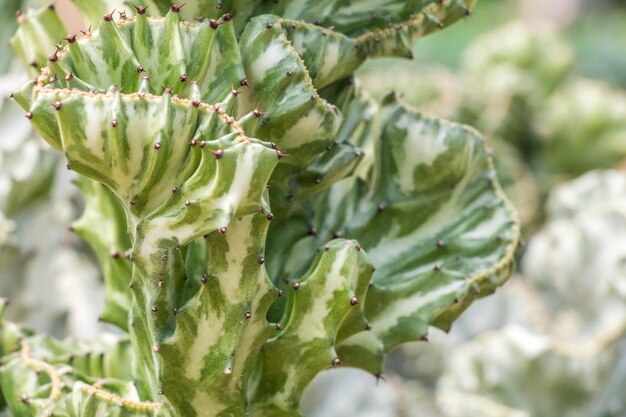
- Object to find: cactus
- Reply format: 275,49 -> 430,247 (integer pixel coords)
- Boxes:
437,170 -> 626,417
1,1 -> 521,416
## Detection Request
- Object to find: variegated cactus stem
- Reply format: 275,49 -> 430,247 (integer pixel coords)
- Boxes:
265,93 -> 520,381
10,8 -> 286,412
3,1 -> 522,416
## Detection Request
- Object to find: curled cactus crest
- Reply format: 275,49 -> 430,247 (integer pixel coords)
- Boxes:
1,1 -> 519,416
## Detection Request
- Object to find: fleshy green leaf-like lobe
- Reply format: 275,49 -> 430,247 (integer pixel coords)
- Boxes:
268,95 -> 520,375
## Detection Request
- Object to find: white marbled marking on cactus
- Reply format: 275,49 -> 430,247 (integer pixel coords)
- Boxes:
316,40 -> 341,84
282,107 -> 330,148
374,280 -> 467,334
395,114 -> 448,193
185,313 -> 226,380
249,42 -> 290,81
295,245 -> 349,342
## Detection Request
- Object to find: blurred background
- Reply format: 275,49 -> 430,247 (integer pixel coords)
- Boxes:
1,0 -> 625,416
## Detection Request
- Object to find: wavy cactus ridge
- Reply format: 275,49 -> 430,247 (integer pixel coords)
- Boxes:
251,239 -> 373,416
353,0 -> 477,58
146,0 -> 476,59
344,98 -> 519,370
156,207 -> 280,417
267,95 -> 519,374
38,10 -> 243,101
240,16 -> 343,176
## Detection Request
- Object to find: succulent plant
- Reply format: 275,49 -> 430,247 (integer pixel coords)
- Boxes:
437,170 -> 626,417
1,1 -> 521,416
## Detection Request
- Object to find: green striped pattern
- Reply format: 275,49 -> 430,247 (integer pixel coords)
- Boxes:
73,177 -> 133,330
252,239 -> 373,416
267,96 -> 519,375
157,207 -> 278,416
10,5 -> 66,77
3,2 -> 524,416
146,0 -> 476,58
240,16 -> 343,190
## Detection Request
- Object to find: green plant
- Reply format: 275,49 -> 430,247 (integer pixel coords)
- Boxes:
438,170 -> 626,417
1,1 -> 519,416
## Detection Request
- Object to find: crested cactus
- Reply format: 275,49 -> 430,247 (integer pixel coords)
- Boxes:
1,1 -> 521,416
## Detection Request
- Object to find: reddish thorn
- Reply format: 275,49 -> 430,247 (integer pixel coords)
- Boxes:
191,100 -> 200,107
170,3 -> 186,12
219,226 -> 227,234
133,4 -> 149,14
243,311 -> 252,319
266,212 -> 274,221
258,256 -> 265,265
25,112 -> 33,119
52,101 -> 62,110
179,74 -> 188,82
64,33 -> 77,43
103,10 -> 115,22
154,142 -> 161,150
111,119 -> 118,127
331,357 -> 340,367
350,296 -> 359,306
253,104 -> 266,117
421,333 -> 429,342
184,200 -> 191,207
376,373 -> 387,384
293,282 -> 300,290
